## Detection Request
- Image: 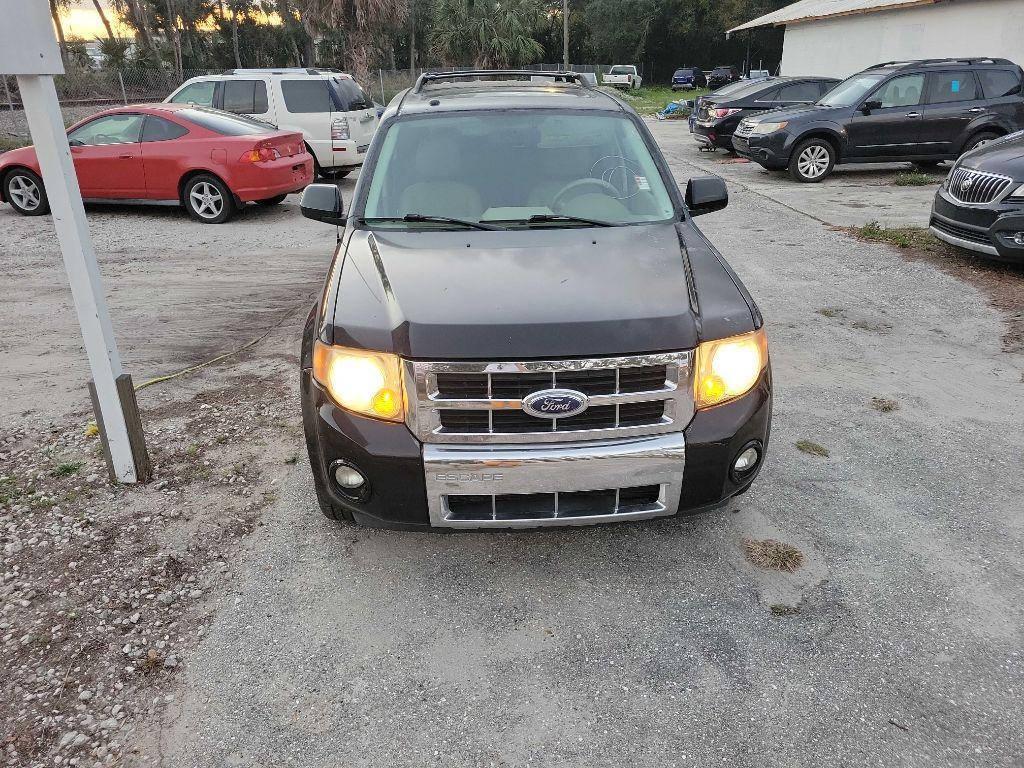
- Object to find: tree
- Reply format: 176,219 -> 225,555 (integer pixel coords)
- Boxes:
91,0 -> 117,40
293,0 -> 408,74
49,0 -> 70,65
430,0 -> 544,68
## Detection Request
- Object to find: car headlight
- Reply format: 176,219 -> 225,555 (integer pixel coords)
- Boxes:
313,342 -> 405,421
751,121 -> 788,135
1007,182 -> 1024,201
695,328 -> 769,409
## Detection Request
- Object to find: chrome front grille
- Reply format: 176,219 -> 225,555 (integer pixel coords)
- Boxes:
406,352 -> 694,444
946,167 -> 1014,205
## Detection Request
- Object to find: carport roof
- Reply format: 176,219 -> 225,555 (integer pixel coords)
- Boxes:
727,0 -> 937,35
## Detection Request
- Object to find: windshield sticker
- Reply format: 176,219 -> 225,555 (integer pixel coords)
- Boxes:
951,80 -> 960,93
635,175 -> 651,190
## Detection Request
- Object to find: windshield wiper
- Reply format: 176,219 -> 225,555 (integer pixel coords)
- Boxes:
522,214 -> 614,227
360,214 -> 501,231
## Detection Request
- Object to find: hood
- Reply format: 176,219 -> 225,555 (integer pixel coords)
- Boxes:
329,222 -> 700,359
748,103 -> 838,123
960,131 -> 1024,178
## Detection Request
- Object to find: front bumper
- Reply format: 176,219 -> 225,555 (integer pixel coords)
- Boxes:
929,189 -> 1024,262
732,132 -> 791,170
303,369 -> 771,530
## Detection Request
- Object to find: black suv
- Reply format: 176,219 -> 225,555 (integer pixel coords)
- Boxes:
694,76 -> 839,151
733,58 -> 1024,182
297,70 -> 772,530
708,65 -> 741,90
930,130 -> 1024,262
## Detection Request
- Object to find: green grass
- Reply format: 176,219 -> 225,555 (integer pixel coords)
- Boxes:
893,171 -> 940,187
612,85 -> 709,115
857,221 -> 945,251
795,439 -> 830,458
54,462 -> 83,477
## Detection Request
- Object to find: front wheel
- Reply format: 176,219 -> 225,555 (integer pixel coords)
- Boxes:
961,131 -> 1000,155
4,168 -> 49,216
789,138 -> 835,183
183,174 -> 236,224
317,166 -> 351,180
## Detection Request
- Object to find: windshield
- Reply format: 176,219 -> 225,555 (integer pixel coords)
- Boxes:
818,73 -> 886,107
609,66 -> 633,75
361,111 -> 676,229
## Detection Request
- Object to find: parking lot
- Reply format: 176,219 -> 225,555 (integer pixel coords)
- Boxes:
2,120 -> 1023,766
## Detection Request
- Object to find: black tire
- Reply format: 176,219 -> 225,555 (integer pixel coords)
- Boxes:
182,173 -> 236,224
318,166 -> 351,180
912,160 -> 943,170
788,138 -> 835,183
961,131 -> 1001,155
255,193 -> 288,206
4,168 -> 50,216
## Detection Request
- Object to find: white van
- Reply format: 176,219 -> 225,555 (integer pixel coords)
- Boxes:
165,68 -> 378,179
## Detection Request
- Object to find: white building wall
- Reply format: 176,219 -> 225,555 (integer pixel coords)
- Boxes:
779,0 -> 1024,78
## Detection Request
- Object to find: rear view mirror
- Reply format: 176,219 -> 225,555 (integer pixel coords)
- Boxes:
861,99 -> 882,114
300,183 -> 345,225
685,176 -> 728,216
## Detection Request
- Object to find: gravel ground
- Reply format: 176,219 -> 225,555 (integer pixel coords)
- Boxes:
2,129 -> 1022,767
158,156 -> 1023,764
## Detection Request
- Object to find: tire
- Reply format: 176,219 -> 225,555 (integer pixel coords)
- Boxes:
912,160 -> 943,170
318,167 -> 351,180
3,168 -> 49,216
183,173 -> 236,224
255,193 -> 288,206
961,131 -> 1001,155
789,138 -> 835,183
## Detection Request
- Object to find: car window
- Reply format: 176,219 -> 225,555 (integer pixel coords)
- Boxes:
818,73 -> 885,107
68,113 -> 144,145
169,80 -> 216,107
362,111 -> 675,228
281,80 -> 332,113
925,71 -> 979,104
776,81 -> 823,102
817,81 -> 836,97
977,69 -> 1022,98
331,78 -> 373,112
177,108 -> 276,136
753,87 -> 781,103
222,79 -> 269,114
872,74 -> 924,108
141,115 -> 189,142
609,66 -> 633,75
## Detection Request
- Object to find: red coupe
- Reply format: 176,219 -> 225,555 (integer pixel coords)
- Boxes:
0,103 -> 314,224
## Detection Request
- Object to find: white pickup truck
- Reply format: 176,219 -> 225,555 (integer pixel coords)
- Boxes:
603,65 -> 642,90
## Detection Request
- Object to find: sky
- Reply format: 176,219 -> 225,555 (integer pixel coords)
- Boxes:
61,0 -> 129,41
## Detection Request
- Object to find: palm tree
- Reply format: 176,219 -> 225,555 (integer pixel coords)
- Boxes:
292,0 -> 408,75
431,0 -> 544,68
49,0 -> 70,65
91,0 -> 117,40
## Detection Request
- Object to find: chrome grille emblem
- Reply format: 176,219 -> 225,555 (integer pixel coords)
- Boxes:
522,389 -> 588,419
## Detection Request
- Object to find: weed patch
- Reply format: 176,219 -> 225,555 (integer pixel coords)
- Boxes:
795,439 -> 829,457
871,397 -> 899,413
743,537 -> 804,572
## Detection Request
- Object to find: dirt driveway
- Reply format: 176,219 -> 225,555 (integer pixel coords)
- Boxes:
2,136 -> 1023,767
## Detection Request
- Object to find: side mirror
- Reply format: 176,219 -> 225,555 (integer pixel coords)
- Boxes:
300,183 -> 345,225
861,99 -> 881,114
685,176 -> 728,216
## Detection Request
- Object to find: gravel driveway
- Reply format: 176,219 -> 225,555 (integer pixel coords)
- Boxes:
157,146 -> 1024,766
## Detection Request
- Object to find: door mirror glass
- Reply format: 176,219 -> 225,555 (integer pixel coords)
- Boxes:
861,99 -> 882,114
685,176 -> 728,216
300,184 -> 345,225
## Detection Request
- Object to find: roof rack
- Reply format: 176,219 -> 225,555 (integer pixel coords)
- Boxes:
220,67 -> 345,76
412,70 -> 592,93
867,58 -> 1015,70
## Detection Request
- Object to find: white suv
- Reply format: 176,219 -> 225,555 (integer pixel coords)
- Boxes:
165,68 -> 379,179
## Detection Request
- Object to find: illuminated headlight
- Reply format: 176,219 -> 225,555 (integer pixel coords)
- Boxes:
695,328 -> 769,409
1007,183 -> 1024,201
751,121 -> 788,135
313,342 -> 404,421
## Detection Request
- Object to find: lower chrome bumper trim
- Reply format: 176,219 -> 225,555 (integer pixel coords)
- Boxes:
423,433 -> 686,529
929,225 -> 998,256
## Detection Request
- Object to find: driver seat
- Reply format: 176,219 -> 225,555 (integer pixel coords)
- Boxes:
399,137 -> 482,218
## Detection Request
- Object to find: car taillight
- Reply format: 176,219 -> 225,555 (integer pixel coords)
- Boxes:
331,117 -> 350,142
243,143 -> 281,163
714,108 -> 742,118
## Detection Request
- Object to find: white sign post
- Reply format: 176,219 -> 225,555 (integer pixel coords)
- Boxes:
3,2 -> 147,483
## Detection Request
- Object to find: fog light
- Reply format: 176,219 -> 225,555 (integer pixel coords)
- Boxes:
734,446 -> 759,473
1012,232 -> 1024,246
332,462 -> 365,490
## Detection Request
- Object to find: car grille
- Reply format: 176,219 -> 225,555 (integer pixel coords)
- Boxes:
945,167 -> 1014,205
444,484 -> 663,522
406,352 -> 694,444
930,216 -> 992,246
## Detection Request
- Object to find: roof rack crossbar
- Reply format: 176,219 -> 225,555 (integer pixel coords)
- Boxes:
866,57 -> 1015,70
412,70 -> 591,93
221,67 -> 343,75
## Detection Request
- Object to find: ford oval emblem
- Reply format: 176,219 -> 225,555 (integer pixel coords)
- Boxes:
522,389 -> 589,419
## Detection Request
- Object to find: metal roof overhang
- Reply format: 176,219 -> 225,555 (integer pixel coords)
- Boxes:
727,0 -> 939,36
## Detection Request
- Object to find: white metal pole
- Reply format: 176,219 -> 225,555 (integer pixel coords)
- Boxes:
17,74 -> 138,483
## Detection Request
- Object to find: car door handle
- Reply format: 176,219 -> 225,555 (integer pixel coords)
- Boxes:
905,111 -> 921,118
118,153 -> 133,159
966,107 -> 984,113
